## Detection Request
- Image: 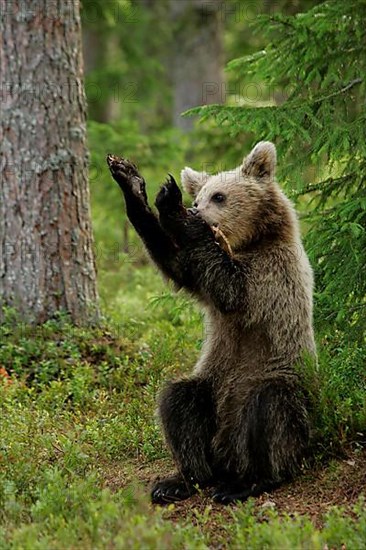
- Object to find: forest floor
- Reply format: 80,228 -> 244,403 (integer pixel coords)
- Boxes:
104,446 -> 366,529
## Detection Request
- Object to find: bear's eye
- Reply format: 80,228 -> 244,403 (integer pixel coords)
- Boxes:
211,193 -> 225,204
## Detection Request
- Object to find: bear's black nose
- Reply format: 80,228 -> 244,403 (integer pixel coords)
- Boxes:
188,207 -> 199,216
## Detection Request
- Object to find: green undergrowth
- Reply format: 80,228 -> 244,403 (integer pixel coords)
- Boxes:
1,474 -> 365,550
0,364 -> 365,550
1,259 -> 365,548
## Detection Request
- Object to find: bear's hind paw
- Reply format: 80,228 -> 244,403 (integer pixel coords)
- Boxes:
151,474 -> 197,505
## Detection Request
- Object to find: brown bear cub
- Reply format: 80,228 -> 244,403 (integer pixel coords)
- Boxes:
107,142 -> 316,505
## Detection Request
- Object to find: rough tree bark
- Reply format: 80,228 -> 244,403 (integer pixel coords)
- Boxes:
171,0 -> 224,132
0,0 -> 99,323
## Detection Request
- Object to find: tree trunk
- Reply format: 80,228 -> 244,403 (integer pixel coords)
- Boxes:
171,0 -> 224,132
0,0 -> 99,324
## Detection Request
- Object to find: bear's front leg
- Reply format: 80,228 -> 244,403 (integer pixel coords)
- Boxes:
107,154 -> 148,205
155,174 -> 247,312
106,155 -> 188,286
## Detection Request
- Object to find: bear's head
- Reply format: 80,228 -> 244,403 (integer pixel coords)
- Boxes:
181,141 -> 290,249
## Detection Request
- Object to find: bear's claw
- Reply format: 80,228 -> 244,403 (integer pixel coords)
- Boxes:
151,476 -> 197,505
155,174 -> 183,213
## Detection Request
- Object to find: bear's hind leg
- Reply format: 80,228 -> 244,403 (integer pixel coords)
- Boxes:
212,379 -> 310,505
152,378 -> 216,504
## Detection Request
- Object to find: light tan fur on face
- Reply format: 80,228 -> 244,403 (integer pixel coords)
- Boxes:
181,142 -> 295,250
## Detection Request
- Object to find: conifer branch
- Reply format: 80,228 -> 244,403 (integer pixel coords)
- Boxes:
313,78 -> 363,104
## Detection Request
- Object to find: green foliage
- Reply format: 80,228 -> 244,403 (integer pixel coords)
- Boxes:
300,346 -> 366,457
82,0 -> 172,127
0,310 -> 134,384
229,498 -> 366,549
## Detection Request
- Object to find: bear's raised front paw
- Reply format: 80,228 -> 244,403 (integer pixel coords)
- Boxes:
151,475 -> 197,505
106,154 -> 147,201
155,175 -> 183,214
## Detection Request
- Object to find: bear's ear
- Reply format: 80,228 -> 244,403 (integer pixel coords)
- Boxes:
242,141 -> 277,181
181,167 -> 209,197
